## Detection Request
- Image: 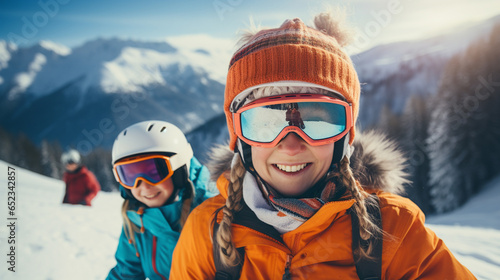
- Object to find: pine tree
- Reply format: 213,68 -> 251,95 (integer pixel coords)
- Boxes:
377,104 -> 403,142
402,95 -> 433,214
427,54 -> 465,213
84,148 -> 118,192
427,25 -> 500,213
15,133 -> 43,174
41,140 -> 63,179
0,126 -> 16,164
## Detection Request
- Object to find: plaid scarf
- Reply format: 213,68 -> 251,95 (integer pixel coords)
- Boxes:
257,176 -> 340,222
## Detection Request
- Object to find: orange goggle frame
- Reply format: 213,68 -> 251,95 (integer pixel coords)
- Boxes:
113,154 -> 175,189
232,94 -> 353,148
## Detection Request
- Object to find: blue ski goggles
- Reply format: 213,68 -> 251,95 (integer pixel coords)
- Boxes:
233,94 -> 353,147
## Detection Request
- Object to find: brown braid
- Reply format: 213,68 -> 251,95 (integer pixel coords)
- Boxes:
334,156 -> 382,260
179,179 -> 195,229
215,155 -> 246,267
121,200 -> 140,245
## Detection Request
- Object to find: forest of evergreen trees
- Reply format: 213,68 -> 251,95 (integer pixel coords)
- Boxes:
1,25 -> 499,213
379,24 -> 500,214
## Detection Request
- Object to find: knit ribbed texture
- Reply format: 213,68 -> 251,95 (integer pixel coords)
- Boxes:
224,18 -> 360,150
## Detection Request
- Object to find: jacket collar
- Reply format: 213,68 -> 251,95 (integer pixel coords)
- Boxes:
214,174 -> 356,248
127,201 -> 183,235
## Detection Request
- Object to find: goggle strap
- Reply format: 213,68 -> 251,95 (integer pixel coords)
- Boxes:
112,168 -> 120,183
155,159 -> 170,178
332,133 -> 348,165
168,143 -> 193,172
169,154 -> 182,172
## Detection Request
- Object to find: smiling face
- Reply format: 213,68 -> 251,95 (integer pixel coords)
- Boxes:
65,163 -> 79,172
130,178 -> 175,207
252,133 -> 334,197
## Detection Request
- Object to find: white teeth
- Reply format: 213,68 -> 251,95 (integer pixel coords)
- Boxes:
144,193 -> 159,199
276,164 -> 307,173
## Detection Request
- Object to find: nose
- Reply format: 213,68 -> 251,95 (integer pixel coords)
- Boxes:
277,133 -> 307,155
137,180 -> 154,189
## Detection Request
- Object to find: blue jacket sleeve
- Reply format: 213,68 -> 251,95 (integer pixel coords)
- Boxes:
106,228 -> 145,280
189,157 -> 218,199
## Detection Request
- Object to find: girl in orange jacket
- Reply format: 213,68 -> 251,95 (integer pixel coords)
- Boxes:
170,11 -> 476,280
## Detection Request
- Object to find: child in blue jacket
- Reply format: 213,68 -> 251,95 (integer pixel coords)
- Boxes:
106,120 -> 214,280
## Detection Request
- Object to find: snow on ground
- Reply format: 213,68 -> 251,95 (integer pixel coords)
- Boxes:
0,159 -> 499,280
426,175 -> 500,280
0,160 -> 123,280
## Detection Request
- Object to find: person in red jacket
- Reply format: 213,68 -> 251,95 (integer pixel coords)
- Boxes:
61,149 -> 101,206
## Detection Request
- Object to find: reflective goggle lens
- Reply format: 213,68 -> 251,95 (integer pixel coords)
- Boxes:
114,155 -> 173,189
234,94 -> 352,147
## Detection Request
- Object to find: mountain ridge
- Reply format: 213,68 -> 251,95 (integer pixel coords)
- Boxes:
0,14 -> 499,155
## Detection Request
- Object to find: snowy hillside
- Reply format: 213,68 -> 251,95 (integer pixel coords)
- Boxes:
0,160 -> 123,280
0,35 -> 233,150
186,113 -> 229,164
352,14 -> 500,127
0,36 -> 233,100
0,160 -> 499,280
1,15 -> 499,153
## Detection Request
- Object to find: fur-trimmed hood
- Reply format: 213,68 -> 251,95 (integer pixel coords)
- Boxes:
207,131 -> 409,195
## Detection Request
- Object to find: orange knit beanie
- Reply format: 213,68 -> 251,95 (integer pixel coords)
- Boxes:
224,17 -> 360,151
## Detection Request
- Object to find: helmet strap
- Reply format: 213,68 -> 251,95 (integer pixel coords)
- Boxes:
236,139 -> 257,175
167,165 -> 190,205
331,132 -> 351,171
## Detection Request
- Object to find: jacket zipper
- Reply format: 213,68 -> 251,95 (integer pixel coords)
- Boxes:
151,236 -> 167,280
236,225 -> 294,279
283,254 -> 293,280
238,226 -> 290,252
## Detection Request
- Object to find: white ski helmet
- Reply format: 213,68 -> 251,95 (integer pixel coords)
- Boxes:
61,149 -> 81,165
112,120 -> 194,173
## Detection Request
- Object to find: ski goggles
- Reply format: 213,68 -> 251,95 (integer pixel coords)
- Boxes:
113,154 -> 175,189
232,94 -> 353,148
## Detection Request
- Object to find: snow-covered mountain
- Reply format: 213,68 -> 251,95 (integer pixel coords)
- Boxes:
353,14 -> 500,127
0,36 -> 234,152
186,113 -> 229,164
0,14 -> 499,155
0,36 -> 233,99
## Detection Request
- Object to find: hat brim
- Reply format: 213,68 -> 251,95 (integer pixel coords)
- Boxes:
229,80 -> 346,112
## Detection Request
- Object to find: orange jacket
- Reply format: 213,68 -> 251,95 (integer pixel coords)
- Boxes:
170,132 -> 476,279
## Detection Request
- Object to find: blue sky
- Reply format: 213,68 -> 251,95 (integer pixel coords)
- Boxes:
1,0 -> 499,51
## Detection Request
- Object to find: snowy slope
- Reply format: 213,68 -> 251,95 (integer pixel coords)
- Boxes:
165,34 -> 235,84
354,14 -> 500,83
0,41 -> 17,71
0,160 -> 123,280
0,36 -> 229,150
0,159 -> 499,280
352,14 -> 500,127
426,177 -> 500,280
0,35 -> 233,101
0,34 -> 237,147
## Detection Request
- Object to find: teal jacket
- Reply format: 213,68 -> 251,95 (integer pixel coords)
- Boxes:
106,157 -> 215,280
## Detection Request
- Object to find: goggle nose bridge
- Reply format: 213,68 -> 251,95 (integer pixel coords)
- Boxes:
232,94 -> 353,148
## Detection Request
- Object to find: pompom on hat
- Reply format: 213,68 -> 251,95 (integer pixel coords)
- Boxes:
224,16 -> 361,151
